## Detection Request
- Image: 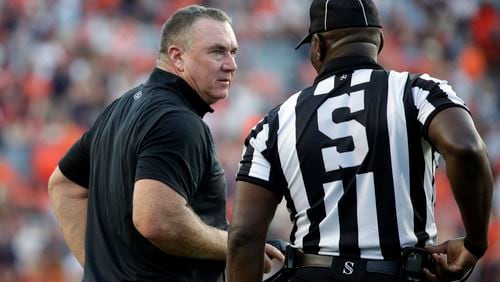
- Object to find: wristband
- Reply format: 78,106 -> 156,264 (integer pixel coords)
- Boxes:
463,238 -> 486,259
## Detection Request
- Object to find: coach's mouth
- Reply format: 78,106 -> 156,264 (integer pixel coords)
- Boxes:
217,78 -> 231,86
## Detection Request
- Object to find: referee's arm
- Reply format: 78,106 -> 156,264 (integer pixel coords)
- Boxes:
228,181 -> 283,282
426,106 -> 493,281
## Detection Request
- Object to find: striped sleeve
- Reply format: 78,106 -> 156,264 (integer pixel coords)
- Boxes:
236,104 -> 288,196
236,114 -> 274,188
411,73 -> 469,142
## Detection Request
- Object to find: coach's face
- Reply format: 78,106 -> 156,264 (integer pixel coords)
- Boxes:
180,18 -> 238,105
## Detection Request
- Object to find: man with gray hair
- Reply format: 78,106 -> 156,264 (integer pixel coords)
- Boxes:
48,5 -> 282,281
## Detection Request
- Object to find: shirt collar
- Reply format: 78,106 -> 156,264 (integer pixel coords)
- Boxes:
314,56 -> 383,83
145,68 -> 214,117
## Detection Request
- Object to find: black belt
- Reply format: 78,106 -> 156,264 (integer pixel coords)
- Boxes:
294,252 -> 400,275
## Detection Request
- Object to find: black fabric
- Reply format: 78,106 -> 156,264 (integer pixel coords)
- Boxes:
59,130 -> 92,188
59,68 -> 227,281
296,0 -> 382,49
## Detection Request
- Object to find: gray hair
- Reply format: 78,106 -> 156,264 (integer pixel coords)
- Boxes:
159,5 -> 232,53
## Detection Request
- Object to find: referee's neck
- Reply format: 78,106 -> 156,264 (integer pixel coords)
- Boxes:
323,43 -> 378,63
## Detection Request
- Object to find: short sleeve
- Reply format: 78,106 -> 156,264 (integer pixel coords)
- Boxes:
135,111 -> 208,201
59,131 -> 92,188
411,73 -> 470,142
236,115 -> 281,194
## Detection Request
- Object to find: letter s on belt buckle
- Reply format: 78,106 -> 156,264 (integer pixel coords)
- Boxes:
343,261 -> 355,275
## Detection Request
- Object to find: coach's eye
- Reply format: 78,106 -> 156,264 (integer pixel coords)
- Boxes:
211,49 -> 225,59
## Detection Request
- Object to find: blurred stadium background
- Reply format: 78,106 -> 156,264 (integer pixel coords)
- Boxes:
0,0 -> 498,281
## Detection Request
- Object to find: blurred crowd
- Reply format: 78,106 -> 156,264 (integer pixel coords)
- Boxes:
0,0 -> 498,281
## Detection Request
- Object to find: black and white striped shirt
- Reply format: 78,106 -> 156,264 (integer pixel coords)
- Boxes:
236,56 -> 468,260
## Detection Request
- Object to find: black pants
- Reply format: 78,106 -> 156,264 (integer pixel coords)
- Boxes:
289,267 -> 399,282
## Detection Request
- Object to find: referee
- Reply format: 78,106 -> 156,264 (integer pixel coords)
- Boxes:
227,0 -> 493,281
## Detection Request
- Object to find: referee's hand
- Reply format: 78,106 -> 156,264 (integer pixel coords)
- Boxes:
423,239 -> 478,281
263,243 -> 285,273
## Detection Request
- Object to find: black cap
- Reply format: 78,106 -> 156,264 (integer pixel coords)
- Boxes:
296,0 -> 382,49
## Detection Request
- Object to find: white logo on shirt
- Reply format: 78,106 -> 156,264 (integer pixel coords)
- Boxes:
134,91 -> 142,100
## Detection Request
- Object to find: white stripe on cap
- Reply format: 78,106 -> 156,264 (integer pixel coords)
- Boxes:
357,0 -> 369,26
324,0 -> 331,31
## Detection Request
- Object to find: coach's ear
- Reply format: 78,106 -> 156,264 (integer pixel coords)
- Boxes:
167,45 -> 184,72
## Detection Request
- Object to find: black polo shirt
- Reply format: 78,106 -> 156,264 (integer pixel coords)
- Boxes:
59,68 -> 227,281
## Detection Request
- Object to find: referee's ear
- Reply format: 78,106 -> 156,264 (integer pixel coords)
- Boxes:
378,30 -> 384,54
310,34 -> 323,72
311,34 -> 324,62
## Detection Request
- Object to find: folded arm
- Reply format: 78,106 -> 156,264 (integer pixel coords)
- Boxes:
132,179 -> 227,260
48,166 -> 88,266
